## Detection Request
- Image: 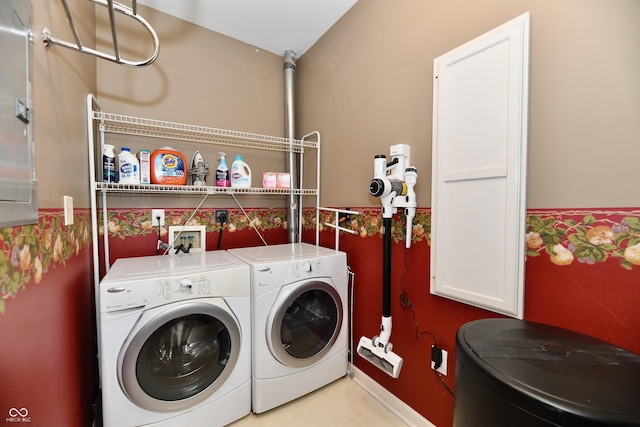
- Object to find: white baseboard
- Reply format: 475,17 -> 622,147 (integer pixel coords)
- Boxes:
348,364 -> 436,427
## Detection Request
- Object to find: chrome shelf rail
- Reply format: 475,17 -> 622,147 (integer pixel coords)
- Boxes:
43,0 -> 159,67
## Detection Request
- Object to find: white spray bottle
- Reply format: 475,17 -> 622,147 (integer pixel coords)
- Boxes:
215,152 -> 230,187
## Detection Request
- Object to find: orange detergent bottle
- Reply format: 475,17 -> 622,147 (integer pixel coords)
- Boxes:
150,147 -> 188,185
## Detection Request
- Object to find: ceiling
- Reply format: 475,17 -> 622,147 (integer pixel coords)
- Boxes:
136,0 -> 359,57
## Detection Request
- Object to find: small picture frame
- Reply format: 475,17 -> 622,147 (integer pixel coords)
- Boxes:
168,225 -> 206,253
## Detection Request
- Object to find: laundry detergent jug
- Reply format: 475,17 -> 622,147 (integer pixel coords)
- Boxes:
118,147 -> 140,184
151,147 -> 187,185
230,155 -> 252,188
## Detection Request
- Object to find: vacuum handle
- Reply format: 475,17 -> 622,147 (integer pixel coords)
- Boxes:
382,217 -> 392,318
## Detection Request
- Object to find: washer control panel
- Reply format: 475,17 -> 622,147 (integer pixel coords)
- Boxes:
100,252 -> 250,312
101,274 -> 218,312
254,258 -> 326,289
289,259 -> 323,278
157,274 -> 215,302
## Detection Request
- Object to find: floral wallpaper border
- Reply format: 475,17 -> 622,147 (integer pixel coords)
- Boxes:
1,207 -> 639,314
526,209 -> 640,269
99,207 -> 431,244
0,209 -> 92,314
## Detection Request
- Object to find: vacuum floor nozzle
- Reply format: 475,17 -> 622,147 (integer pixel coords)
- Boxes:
357,336 -> 403,378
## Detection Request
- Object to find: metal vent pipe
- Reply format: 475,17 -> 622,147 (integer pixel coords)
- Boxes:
284,49 -> 299,243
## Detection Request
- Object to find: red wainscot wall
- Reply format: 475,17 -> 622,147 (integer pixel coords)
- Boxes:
312,207 -> 640,427
0,210 -> 96,427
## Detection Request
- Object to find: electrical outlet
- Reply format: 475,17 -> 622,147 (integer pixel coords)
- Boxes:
431,345 -> 448,375
215,210 -> 229,224
152,209 -> 165,226
338,208 -> 351,223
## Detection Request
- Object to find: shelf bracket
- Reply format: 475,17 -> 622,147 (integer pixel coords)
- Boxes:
318,207 -> 362,251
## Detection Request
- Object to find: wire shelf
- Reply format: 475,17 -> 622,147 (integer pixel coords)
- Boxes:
87,94 -> 321,296
93,112 -> 317,153
95,182 -> 317,196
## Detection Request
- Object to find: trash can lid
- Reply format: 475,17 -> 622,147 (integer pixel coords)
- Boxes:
457,319 -> 640,425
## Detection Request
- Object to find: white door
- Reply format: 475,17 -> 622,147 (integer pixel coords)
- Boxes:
430,13 -> 530,318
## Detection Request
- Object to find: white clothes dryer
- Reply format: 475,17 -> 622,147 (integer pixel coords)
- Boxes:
98,251 -> 251,427
228,243 -> 348,413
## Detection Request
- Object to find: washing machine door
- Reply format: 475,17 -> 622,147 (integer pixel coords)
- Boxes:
118,300 -> 241,412
267,279 -> 343,368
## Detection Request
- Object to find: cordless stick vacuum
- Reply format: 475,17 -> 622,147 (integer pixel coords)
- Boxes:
357,144 -> 417,378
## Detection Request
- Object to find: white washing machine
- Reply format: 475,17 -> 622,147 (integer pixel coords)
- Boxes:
228,242 -> 348,413
98,251 -> 251,427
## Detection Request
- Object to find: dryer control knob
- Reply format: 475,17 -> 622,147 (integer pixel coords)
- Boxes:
179,278 -> 193,291
303,261 -> 312,272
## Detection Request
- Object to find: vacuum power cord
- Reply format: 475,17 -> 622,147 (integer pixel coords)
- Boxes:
399,246 -> 454,397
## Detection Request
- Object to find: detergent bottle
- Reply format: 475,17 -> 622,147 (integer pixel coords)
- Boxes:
138,149 -> 151,185
102,144 -> 116,182
118,147 -> 140,185
230,154 -> 252,188
150,147 -> 187,185
216,152 -> 230,187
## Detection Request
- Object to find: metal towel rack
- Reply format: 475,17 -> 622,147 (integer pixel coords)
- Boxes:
42,0 -> 159,67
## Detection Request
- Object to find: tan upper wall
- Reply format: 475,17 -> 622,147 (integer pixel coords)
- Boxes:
297,0 -> 640,208
33,0 -> 96,208
95,6 -> 285,136
93,6 -> 289,209
33,1 -> 639,210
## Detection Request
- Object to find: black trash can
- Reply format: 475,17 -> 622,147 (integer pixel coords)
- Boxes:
454,319 -> 640,427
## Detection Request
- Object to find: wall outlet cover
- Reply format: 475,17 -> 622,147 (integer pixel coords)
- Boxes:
431,348 -> 448,375
152,209 -> 165,226
63,196 -> 74,226
215,209 -> 229,224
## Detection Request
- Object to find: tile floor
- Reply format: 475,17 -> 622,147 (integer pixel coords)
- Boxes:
229,376 -> 409,427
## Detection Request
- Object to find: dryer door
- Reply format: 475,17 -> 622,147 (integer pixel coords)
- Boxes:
118,300 -> 241,412
267,279 -> 343,368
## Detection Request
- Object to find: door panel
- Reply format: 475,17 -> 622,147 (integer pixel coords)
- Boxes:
431,13 -> 530,318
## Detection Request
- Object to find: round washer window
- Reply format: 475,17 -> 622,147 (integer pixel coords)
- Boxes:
268,281 -> 342,368
119,301 -> 241,412
136,314 -> 231,401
